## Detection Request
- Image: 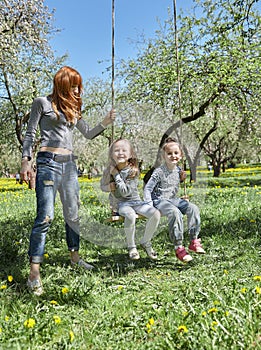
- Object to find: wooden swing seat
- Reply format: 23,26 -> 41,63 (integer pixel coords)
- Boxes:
105,213 -> 145,223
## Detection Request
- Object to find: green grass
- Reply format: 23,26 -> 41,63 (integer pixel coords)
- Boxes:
0,166 -> 260,349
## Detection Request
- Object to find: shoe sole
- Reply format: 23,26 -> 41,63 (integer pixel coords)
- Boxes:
141,246 -> 158,260
189,248 -> 206,254
176,254 -> 193,263
181,256 -> 193,263
129,255 -> 140,260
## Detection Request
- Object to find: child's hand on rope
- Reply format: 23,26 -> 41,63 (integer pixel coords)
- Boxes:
110,165 -> 119,177
101,109 -> 116,127
109,181 -> 116,192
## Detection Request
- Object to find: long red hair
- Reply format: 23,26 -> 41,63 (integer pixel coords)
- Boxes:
50,66 -> 83,123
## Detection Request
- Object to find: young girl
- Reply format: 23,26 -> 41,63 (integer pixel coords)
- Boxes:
20,66 -> 116,295
101,139 -> 160,260
144,138 -> 205,263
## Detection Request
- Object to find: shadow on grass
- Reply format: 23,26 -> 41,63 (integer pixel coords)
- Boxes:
202,215 -> 261,240
0,217 -> 31,287
0,209 -> 260,294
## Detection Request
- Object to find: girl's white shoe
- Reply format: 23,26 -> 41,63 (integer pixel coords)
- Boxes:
141,243 -> 158,260
128,247 -> 140,260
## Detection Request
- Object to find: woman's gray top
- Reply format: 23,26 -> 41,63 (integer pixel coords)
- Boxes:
22,96 -> 105,159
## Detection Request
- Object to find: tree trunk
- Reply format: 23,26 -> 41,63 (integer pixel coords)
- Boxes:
213,164 -> 221,177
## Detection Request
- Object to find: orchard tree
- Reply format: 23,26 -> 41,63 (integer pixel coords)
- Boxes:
119,0 -> 261,177
0,0 -> 65,166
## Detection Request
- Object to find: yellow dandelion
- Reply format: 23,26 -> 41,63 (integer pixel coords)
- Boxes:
223,269 -> 228,275
117,285 -> 124,291
178,325 -> 188,333
148,318 -> 155,326
1,285 -> 7,290
69,330 -> 75,342
0,327 -> 2,333
50,300 -> 58,305
214,300 -> 220,305
146,323 -> 152,333
250,219 -> 255,223
62,287 -> 69,294
146,318 -> 155,333
211,321 -> 218,330
253,276 -> 261,281
208,307 -> 218,313
44,253 -> 49,258
241,288 -> 247,294
24,318 -> 36,328
5,316 -> 9,322
53,315 -> 61,324
202,311 -> 207,316
255,286 -> 261,294
7,275 -> 13,282
225,311 -> 230,317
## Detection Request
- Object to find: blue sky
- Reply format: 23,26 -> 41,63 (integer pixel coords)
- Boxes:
44,0 -> 195,82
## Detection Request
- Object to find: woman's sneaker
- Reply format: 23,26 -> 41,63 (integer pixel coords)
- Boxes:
71,258 -> 94,270
175,246 -> 193,263
27,278 -> 43,296
189,239 -> 206,254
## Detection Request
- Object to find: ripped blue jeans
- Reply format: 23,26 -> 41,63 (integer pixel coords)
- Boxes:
29,154 -> 80,263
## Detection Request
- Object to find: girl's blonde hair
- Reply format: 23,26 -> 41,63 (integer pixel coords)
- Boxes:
108,139 -> 139,178
50,66 -> 83,123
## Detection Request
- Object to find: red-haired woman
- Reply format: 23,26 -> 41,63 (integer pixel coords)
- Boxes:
20,66 -> 116,295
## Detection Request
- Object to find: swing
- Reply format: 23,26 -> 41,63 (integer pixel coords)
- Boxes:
173,0 -> 189,201
103,0 -> 146,223
142,0 -> 189,201
105,213 -> 145,223
105,0 -> 187,223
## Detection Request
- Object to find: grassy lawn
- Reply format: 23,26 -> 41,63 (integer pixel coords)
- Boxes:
0,165 -> 260,349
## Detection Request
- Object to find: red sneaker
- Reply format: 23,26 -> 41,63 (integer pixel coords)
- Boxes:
189,239 -> 205,254
175,246 -> 192,263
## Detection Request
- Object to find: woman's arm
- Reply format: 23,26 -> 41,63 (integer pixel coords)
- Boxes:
22,97 -> 43,159
76,109 -> 116,140
20,98 -> 43,183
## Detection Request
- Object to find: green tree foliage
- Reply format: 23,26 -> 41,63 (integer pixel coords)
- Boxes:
119,0 -> 261,176
0,0 -> 65,167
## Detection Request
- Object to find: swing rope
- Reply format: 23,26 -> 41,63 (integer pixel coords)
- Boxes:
111,0 -> 115,144
173,0 -> 187,198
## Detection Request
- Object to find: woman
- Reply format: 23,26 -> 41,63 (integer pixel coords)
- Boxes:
20,66 -> 115,295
